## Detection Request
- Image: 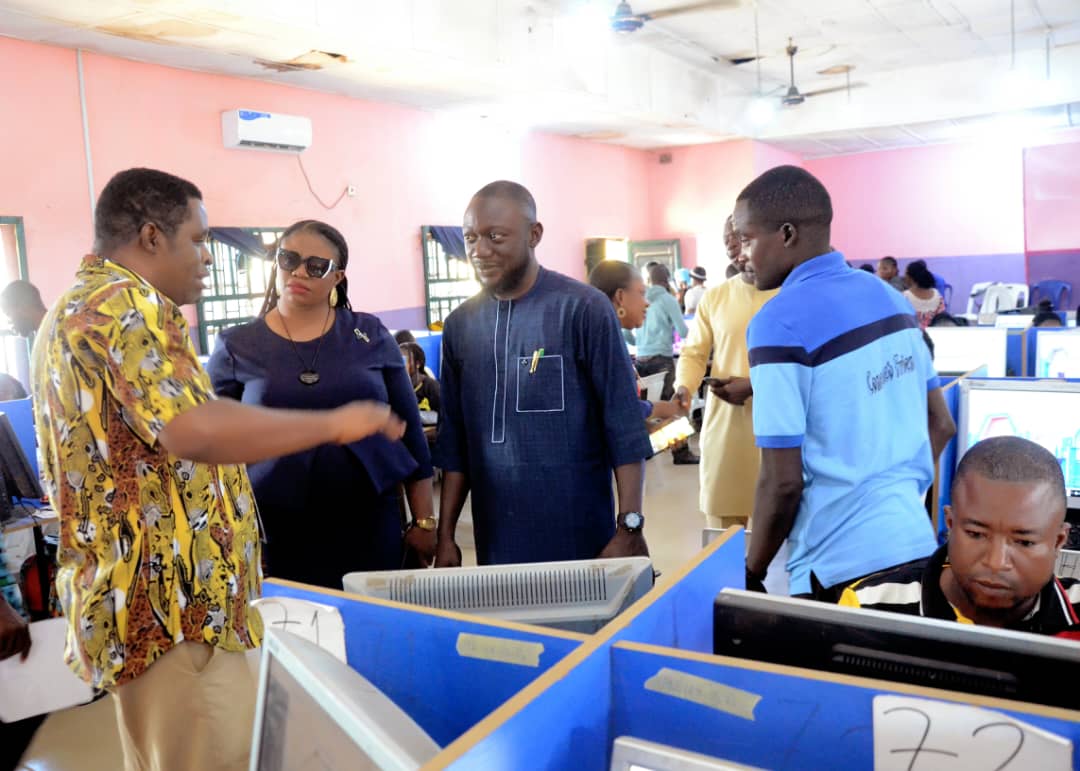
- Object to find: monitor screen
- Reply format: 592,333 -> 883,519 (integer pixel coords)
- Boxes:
1035,329 -> 1080,379
713,589 -> 1080,709
925,327 -> 1007,377
957,379 -> 1080,510
0,412 -> 42,500
250,630 -> 439,771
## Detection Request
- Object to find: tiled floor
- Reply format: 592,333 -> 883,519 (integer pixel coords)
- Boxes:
17,445 -> 715,770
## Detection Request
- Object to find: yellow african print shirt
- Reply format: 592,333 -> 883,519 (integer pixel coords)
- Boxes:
31,255 -> 262,689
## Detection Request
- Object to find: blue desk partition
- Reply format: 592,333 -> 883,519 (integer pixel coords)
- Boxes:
1006,328 -> 1024,376
438,634 -> 1080,770
607,642 -> 1080,771
260,579 -> 583,748
434,529 -> 746,769
413,332 -> 442,380
934,379 -> 962,543
0,397 -> 39,481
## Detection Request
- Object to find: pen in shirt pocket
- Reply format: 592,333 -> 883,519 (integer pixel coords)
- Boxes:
529,347 -> 545,374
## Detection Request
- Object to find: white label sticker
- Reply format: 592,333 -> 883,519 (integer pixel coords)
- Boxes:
872,695 -> 1072,771
644,667 -> 761,721
456,633 -> 544,667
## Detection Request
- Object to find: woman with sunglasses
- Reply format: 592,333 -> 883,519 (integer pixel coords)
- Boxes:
207,220 -> 436,587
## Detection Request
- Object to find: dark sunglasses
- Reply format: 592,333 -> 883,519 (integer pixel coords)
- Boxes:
276,248 -> 337,279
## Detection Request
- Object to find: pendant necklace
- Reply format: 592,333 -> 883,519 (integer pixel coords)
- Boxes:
278,305 -> 332,386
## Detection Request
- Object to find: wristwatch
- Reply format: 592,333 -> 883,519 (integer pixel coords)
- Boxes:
406,516 -> 437,533
618,511 -> 645,534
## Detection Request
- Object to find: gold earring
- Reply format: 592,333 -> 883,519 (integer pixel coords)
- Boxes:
329,286 -> 339,307
616,307 -> 626,318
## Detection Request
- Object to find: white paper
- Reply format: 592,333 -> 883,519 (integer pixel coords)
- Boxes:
250,597 -> 347,663
873,694 -> 1072,771
0,618 -> 94,723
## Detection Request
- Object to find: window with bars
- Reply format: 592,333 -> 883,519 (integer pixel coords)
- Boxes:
421,226 -> 479,328
195,229 -> 282,355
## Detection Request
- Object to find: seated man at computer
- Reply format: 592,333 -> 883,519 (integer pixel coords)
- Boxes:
839,436 -> 1080,635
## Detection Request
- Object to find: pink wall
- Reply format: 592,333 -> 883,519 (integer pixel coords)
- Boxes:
0,40 -> 93,303
0,38 -> 653,319
1024,136 -> 1080,253
805,141 -> 1026,264
753,143 -> 804,174
643,140 -> 757,269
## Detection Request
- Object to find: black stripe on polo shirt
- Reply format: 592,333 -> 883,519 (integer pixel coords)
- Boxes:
750,313 -> 918,369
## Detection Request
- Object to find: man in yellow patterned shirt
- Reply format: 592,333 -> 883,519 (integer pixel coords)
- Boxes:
32,168 -> 406,771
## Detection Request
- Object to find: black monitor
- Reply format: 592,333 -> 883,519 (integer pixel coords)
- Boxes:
714,589 -> 1080,709
0,412 -> 42,500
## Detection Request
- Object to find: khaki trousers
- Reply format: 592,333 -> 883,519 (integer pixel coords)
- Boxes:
112,641 -> 257,771
705,514 -> 749,531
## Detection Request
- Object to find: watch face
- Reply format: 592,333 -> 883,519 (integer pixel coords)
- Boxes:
623,512 -> 643,530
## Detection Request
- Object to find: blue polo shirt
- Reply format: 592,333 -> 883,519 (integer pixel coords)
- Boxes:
748,251 -> 939,594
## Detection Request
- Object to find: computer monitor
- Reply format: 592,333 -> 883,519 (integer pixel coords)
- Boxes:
249,629 -> 440,771
1035,329 -> 1080,378
956,379 -> 1080,511
343,557 -> 654,634
713,589 -> 1080,709
0,412 -> 42,500
925,327 -> 1007,377
610,737 -> 764,771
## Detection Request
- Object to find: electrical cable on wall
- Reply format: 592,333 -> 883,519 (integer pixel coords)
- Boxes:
296,155 -> 348,210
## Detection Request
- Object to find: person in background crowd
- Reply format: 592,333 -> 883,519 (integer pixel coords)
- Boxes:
635,263 -> 695,464
683,266 -> 708,315
876,256 -> 906,291
903,259 -> 946,330
209,219 -> 437,584
736,165 -> 956,601
400,340 -> 441,414
34,168 -> 406,771
675,214 -> 778,530
0,526 -> 43,770
435,181 -> 652,567
589,260 -> 682,422
675,267 -> 691,312
1032,299 -> 1064,328
0,279 -> 47,338
839,437 -> 1080,637
858,263 -> 874,273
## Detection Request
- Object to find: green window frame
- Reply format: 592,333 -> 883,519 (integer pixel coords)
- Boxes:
195,228 -> 282,354
421,226 -> 479,328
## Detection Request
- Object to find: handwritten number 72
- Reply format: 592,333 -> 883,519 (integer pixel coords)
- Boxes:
883,707 -> 1025,771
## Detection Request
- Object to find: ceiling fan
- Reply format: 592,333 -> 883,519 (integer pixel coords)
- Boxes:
781,38 -> 867,106
609,0 -> 742,34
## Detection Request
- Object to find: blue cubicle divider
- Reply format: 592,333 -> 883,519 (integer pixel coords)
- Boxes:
607,643 -> 1080,771
260,580 -> 582,748
0,397 -> 39,481
1006,329 -> 1024,376
439,529 -> 747,769
610,529 -> 745,653
414,332 -> 442,380
935,383 -> 961,543
1026,326 -> 1074,377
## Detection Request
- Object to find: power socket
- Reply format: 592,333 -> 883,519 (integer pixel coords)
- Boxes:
346,185 -> 358,197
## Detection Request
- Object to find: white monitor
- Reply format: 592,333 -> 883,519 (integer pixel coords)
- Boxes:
993,314 -> 1034,329
957,379 -> 1080,511
1035,329 -> 1080,379
249,629 -> 440,771
925,327 -> 1008,377
611,737 -> 765,771
343,557 -> 654,634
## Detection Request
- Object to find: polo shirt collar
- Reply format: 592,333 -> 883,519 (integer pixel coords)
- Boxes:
781,250 -> 846,290
921,543 -> 1073,632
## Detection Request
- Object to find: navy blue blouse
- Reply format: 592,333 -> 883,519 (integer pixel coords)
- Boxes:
208,309 -> 433,520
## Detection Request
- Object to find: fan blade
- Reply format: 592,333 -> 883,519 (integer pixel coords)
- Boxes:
642,0 -> 743,21
803,82 -> 868,98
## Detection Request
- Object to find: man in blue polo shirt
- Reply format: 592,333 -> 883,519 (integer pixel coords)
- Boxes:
736,166 -> 956,600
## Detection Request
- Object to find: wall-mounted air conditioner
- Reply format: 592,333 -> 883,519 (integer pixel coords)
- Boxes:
342,557 -> 655,633
222,109 -> 312,153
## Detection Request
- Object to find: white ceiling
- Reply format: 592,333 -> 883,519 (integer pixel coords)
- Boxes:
1,0 -> 1079,154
